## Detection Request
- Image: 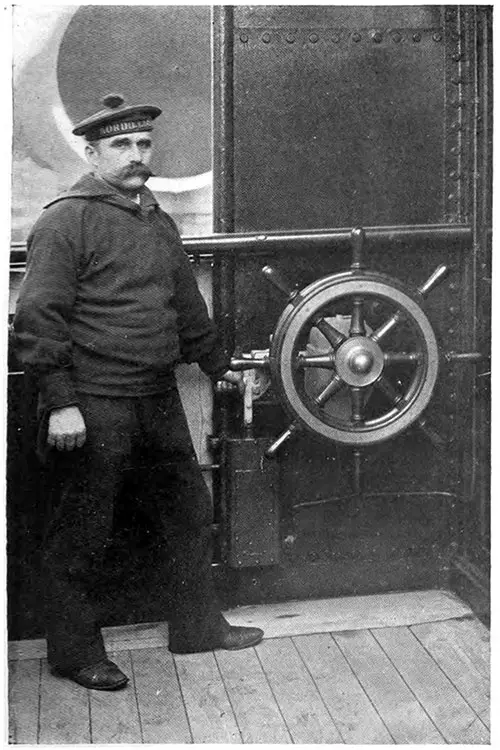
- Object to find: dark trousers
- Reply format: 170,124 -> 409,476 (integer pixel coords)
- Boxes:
42,390 -> 220,671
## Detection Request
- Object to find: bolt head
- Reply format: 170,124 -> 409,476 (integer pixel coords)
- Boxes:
350,350 -> 374,375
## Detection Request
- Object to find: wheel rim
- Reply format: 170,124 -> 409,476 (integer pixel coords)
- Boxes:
270,271 -> 439,446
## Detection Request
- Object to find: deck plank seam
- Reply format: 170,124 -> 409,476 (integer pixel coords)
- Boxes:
290,634 -> 346,743
212,650 -> 245,744
369,627 -> 455,743
253,642 -> 294,743
36,658 -> 42,745
325,631 -> 397,744
129,649 -> 145,744
408,624 -> 490,731
86,678 -> 92,746
170,655 -> 195,744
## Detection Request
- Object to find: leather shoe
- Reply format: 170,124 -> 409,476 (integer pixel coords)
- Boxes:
169,624 -> 264,654
51,659 -> 129,690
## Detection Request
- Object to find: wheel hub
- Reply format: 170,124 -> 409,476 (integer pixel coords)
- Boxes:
335,337 -> 384,387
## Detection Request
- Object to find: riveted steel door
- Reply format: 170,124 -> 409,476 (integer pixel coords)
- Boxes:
212,5 -> 491,616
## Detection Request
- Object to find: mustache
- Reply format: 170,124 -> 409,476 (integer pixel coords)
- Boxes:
121,165 -> 154,178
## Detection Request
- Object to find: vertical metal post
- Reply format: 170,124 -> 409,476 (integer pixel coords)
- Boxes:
212,6 -> 235,562
467,7 -> 491,545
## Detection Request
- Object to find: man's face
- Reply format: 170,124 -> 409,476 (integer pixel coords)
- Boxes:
86,131 -> 153,193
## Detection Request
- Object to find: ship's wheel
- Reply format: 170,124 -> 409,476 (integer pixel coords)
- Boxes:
229,228 -> 450,457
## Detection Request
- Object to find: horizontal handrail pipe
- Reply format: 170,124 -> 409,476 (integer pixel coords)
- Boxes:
10,223 -> 472,267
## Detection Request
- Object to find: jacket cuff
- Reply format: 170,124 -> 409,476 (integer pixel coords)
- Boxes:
39,370 -> 79,412
198,348 -> 231,382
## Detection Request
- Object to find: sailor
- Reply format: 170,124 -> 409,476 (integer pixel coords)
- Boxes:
13,94 -> 263,690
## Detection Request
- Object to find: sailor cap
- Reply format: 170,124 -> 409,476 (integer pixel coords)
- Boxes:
72,94 -> 162,140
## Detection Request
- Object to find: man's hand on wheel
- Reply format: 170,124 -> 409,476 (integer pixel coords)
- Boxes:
47,406 -> 87,451
218,369 -> 245,394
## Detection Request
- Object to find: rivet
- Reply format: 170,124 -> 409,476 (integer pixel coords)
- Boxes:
372,31 -> 383,43
449,170 -> 460,180
447,193 -> 456,201
450,392 -> 457,401
452,52 -> 463,61
450,145 -> 460,155
413,33 -> 422,43
449,306 -> 457,314
450,120 -> 462,131
262,32 -> 271,43
309,33 -> 319,43
332,32 -> 341,43
352,32 -> 361,42
392,32 -> 402,43
433,32 -> 443,42
239,33 -> 249,43
286,33 -> 295,43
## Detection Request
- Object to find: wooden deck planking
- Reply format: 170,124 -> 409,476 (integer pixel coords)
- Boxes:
131,647 -> 192,744
293,633 -> 394,744
334,629 -> 445,743
8,658 -> 41,744
411,621 -> 490,729
373,626 -> 490,744
88,650 -> 142,744
215,647 -> 292,744
6,592 -> 490,745
427,617 -> 490,680
173,650 -> 242,743
255,637 -> 344,743
38,659 -> 91,744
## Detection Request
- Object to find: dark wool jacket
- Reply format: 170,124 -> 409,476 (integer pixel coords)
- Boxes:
14,173 -> 229,411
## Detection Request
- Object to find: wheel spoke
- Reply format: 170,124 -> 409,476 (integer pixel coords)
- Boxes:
416,417 -> 445,448
265,423 -> 299,458
369,310 -> 404,344
312,317 -> 346,349
375,375 -> 405,408
383,351 -> 423,365
296,353 -> 336,369
350,386 -> 364,422
349,297 -> 365,337
314,374 -> 345,406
